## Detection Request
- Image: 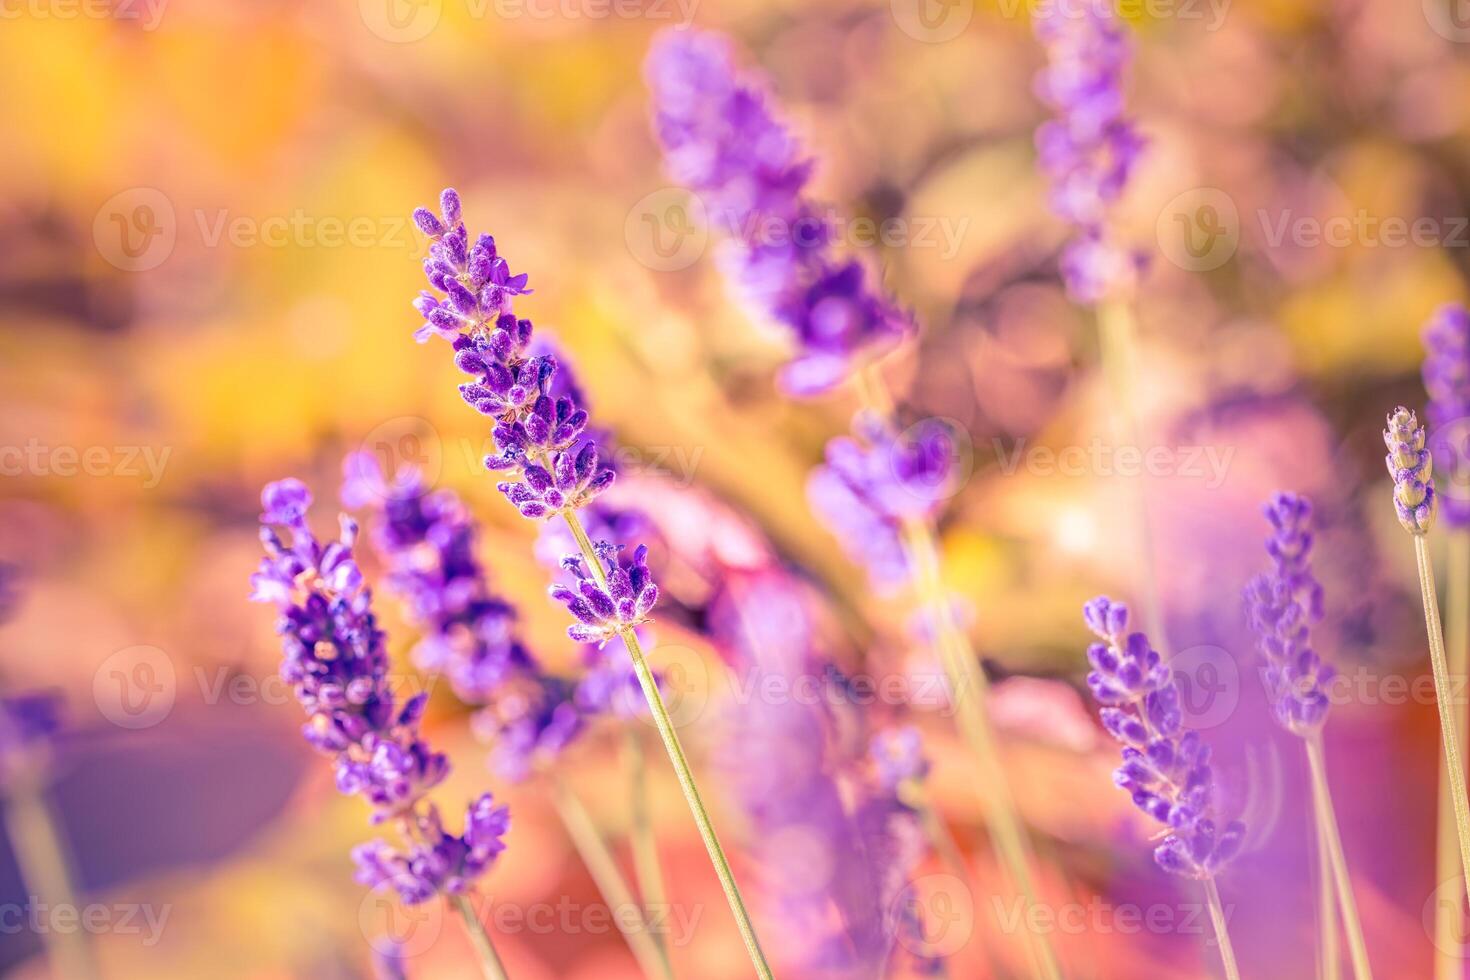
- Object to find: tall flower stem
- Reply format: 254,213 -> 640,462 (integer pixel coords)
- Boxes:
562,509 -> 774,980
3,777 -> 99,980
1414,533 -> 1470,910
856,367 -> 1061,980
1201,877 -> 1241,980
1304,735 -> 1373,979
624,728 -> 673,972
551,777 -> 673,980
453,894 -> 510,980
1097,299 -> 1169,651
1315,808 -> 1340,980
1436,528 -> 1470,979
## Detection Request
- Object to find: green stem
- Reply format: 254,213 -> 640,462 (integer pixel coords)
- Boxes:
3,774 -> 99,980
1415,533 -> 1470,913
452,894 -> 510,980
1436,529 -> 1470,979
1202,877 -> 1241,980
1097,299 -> 1169,652
624,728 -> 673,977
1314,799 -> 1340,980
551,776 -> 672,980
898,518 -> 1062,980
1305,736 -> 1372,979
563,509 -> 774,980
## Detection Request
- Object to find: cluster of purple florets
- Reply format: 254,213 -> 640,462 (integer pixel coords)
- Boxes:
645,30 -> 914,396
807,413 -> 956,594
1083,597 -> 1245,879
1033,0 -> 1146,303
1243,493 -> 1333,735
250,479 -> 508,903
1423,304 -> 1470,527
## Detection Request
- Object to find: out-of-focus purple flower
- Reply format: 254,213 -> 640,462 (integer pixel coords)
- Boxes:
353,793 -> 509,905
1244,493 -> 1333,735
645,29 -> 914,396
371,938 -> 409,980
1423,304 -> 1470,527
0,563 -> 23,624
1083,597 -> 1245,879
342,452 -> 533,703
808,413 -> 956,594
1033,0 -> 1146,303
1385,406 -> 1436,535
550,543 -> 660,647
0,692 -> 63,779
869,726 -> 930,792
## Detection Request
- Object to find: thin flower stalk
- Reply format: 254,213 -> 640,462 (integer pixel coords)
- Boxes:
1385,406 -> 1470,912
1315,807 -> 1340,980
1422,303 -> 1470,977
410,189 -> 772,979
1242,492 -> 1370,978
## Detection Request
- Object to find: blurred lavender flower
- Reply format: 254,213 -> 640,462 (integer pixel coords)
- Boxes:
342,452 -> 533,703
869,726 -> 930,793
371,939 -> 409,980
645,29 -> 914,396
0,566 -> 63,781
1033,0 -> 1146,303
808,413 -> 955,594
1083,597 -> 1245,878
251,478 -> 510,903
1244,493 -> 1333,735
1385,406 -> 1436,535
1423,304 -> 1470,527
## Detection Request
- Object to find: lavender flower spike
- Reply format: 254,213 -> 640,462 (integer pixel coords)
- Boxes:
1243,493 -> 1333,735
1033,0 -> 1146,303
645,29 -> 914,396
1385,406 -> 1436,535
1423,304 -> 1470,527
1083,597 -> 1245,879
550,543 -> 660,647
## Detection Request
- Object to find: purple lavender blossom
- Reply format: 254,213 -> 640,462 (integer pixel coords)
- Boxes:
353,792 -> 510,905
1243,493 -> 1333,734
869,726 -> 931,793
1083,597 -> 1245,878
808,413 -> 955,594
1385,406 -> 1436,535
252,478 -> 510,902
342,452 -> 533,703
409,191 -> 611,521
645,29 -> 914,396
0,692 -> 63,779
1033,0 -> 1146,303
550,543 -> 660,647
1423,304 -> 1470,527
